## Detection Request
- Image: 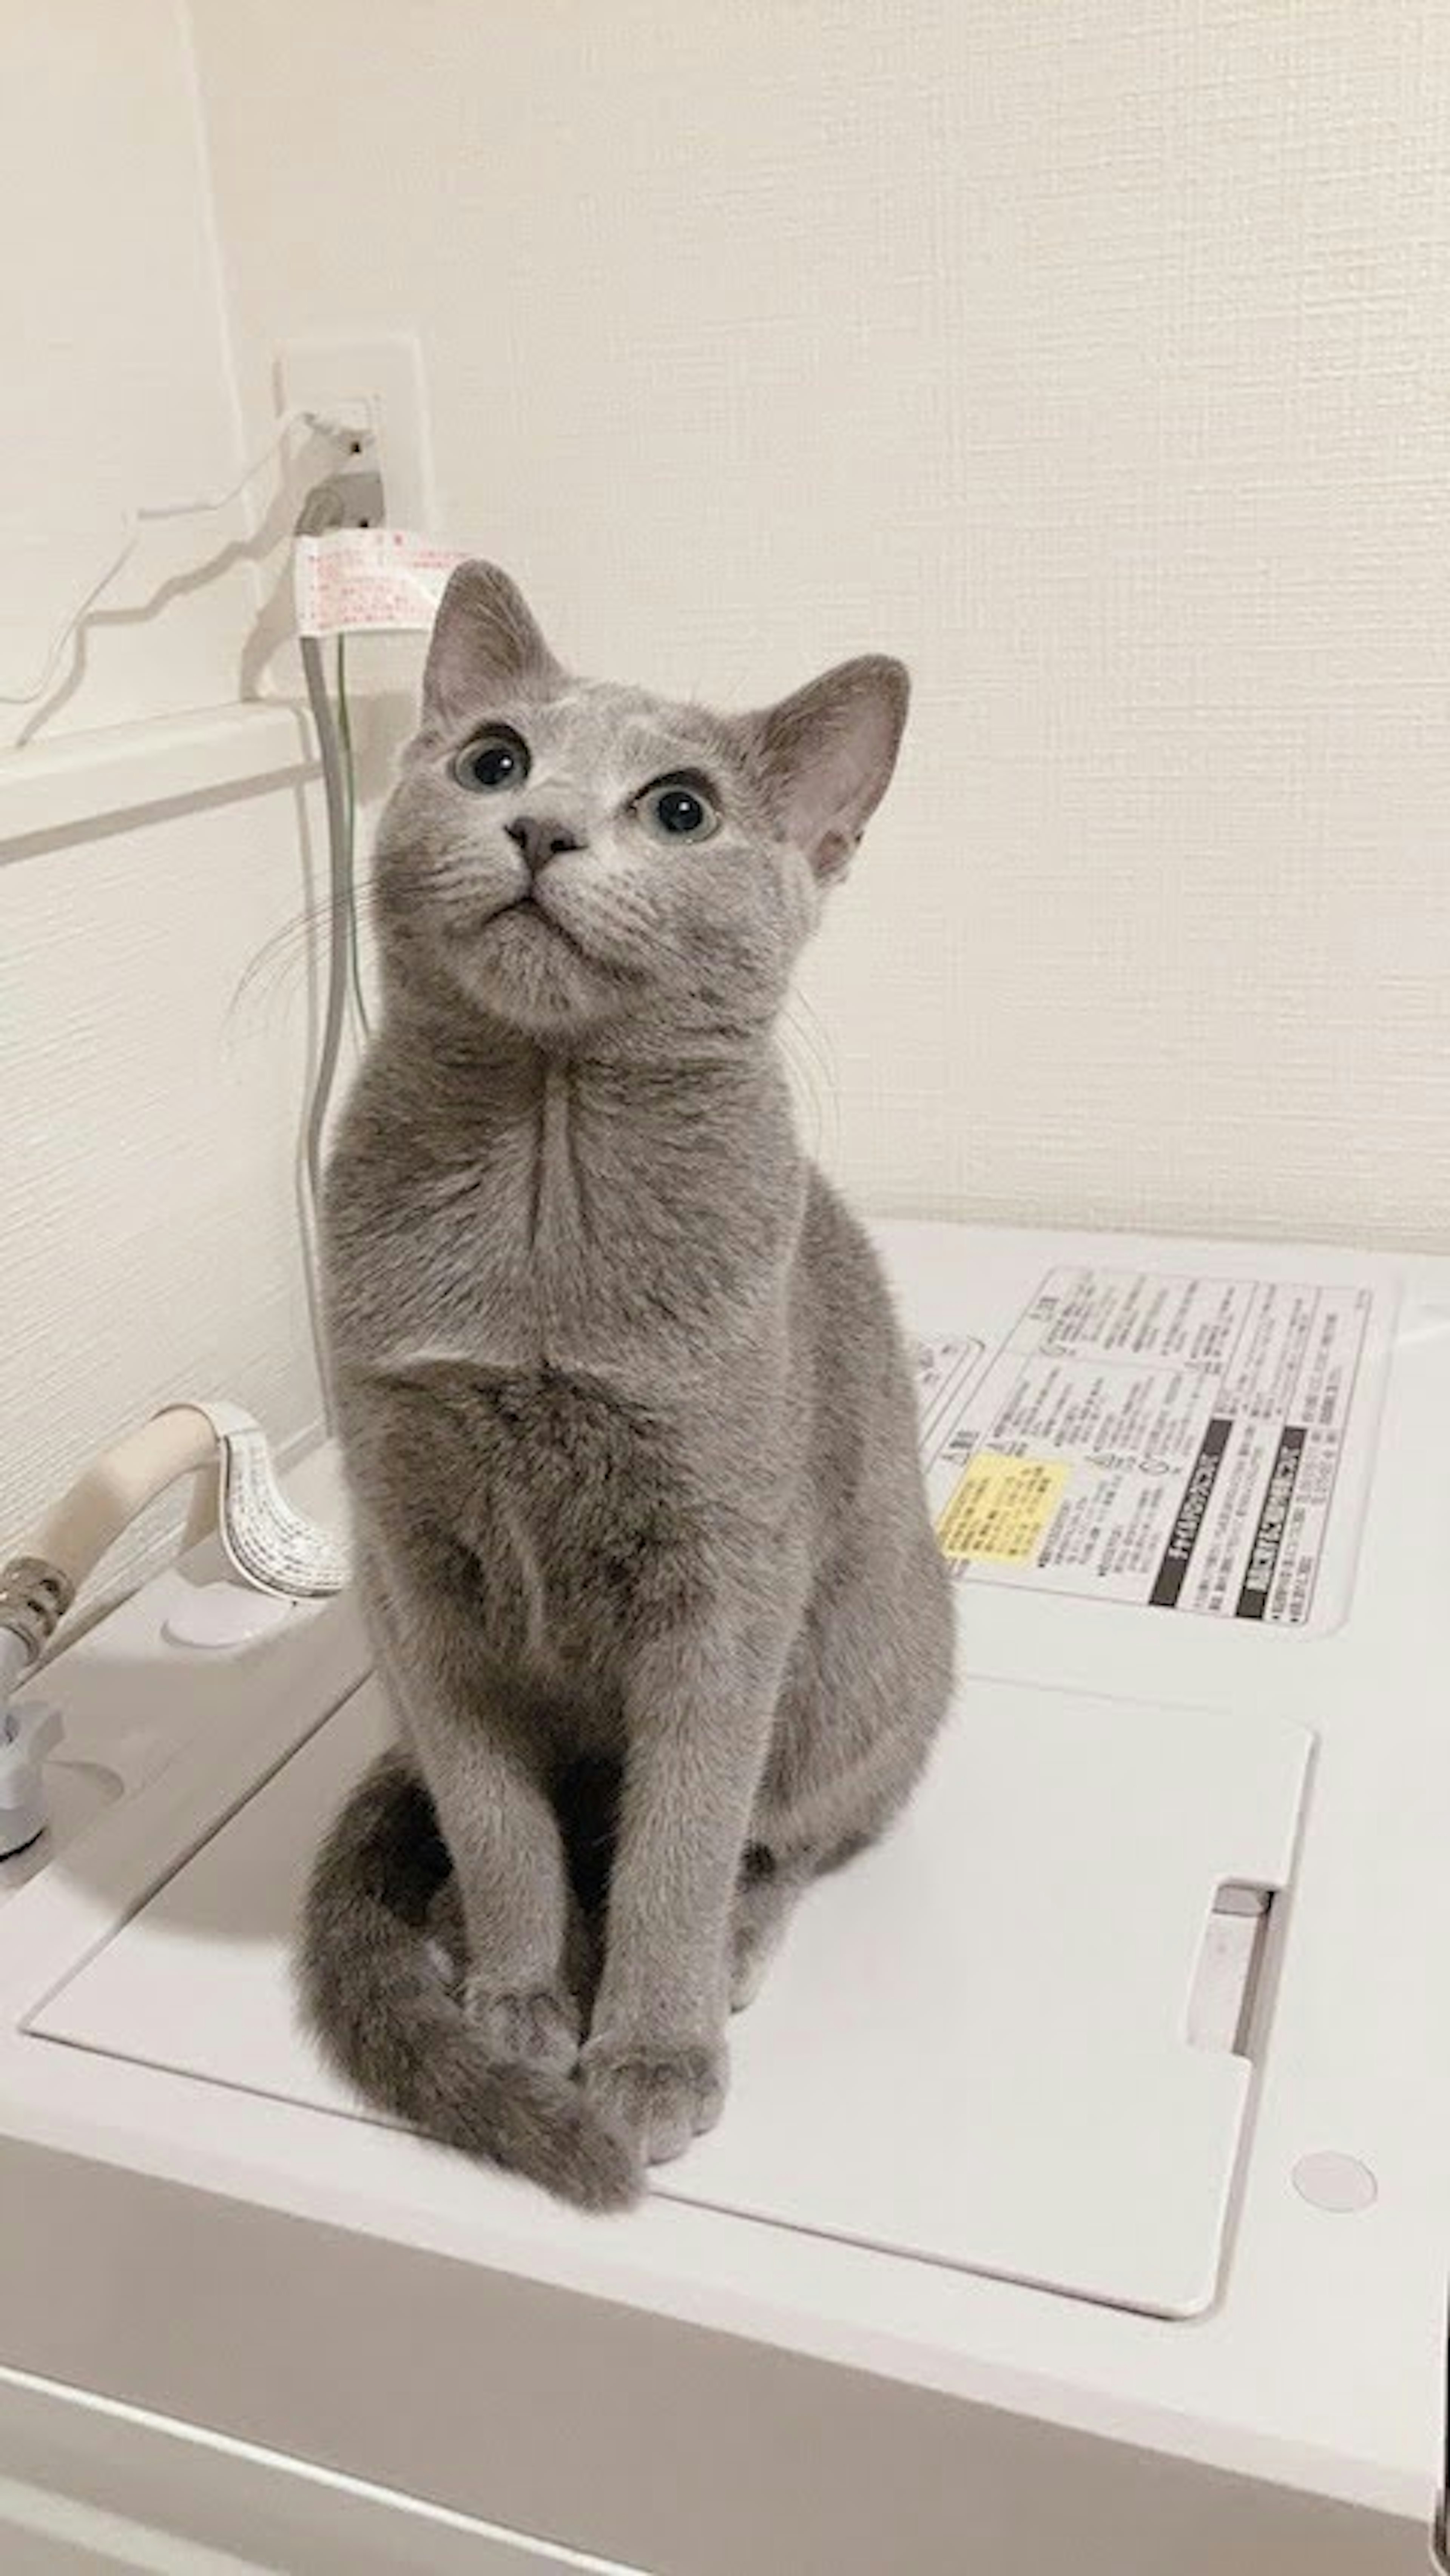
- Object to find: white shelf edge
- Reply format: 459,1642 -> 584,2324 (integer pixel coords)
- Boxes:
0,703 -> 318,847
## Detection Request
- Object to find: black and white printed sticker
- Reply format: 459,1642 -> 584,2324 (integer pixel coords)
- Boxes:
914,1267 -> 1393,1632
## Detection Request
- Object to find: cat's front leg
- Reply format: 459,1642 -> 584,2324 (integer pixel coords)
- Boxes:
366,1560 -> 581,2074
581,1624 -> 782,2164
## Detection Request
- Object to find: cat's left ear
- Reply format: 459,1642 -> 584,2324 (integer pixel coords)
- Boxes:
421,561 -> 561,730
745,655 -> 910,881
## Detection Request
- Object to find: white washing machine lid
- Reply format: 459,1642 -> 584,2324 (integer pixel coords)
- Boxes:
26,1656 -> 1308,2320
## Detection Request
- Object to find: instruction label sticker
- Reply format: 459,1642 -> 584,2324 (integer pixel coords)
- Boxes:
294,528 -> 468,636
914,1267 -> 1391,1630
938,1454 -> 1071,1562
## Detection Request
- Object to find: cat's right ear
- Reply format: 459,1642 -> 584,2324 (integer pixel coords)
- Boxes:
420,562 -> 561,732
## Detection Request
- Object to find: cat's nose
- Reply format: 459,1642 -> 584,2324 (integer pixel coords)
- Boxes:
506,814 -> 584,876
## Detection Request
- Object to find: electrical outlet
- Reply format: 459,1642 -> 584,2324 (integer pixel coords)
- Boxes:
276,336 -> 436,532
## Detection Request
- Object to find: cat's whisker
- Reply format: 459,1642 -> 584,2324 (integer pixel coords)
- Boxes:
230,903 -> 329,1032
781,1007 -> 826,1161
785,991 -> 842,1172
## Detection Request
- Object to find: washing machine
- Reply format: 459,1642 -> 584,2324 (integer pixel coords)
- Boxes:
0,1220 -> 1443,2573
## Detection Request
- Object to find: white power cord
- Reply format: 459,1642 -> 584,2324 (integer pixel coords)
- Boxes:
0,407 -> 362,707
292,485 -> 378,1425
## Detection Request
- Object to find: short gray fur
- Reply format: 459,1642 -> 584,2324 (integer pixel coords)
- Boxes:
299,565 -> 954,2208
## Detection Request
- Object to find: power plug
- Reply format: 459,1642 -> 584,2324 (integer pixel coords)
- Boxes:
279,337 -> 435,529
293,468 -> 387,541
326,470 -> 386,530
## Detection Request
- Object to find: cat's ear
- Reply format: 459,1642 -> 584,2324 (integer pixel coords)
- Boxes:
746,655 -> 910,881
421,561 -> 561,728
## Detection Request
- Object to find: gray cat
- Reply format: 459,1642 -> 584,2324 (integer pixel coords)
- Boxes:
300,564 -> 954,2209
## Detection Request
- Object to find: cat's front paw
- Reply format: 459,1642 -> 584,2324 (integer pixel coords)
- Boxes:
580,2034 -> 727,2165
464,1977 -> 581,2075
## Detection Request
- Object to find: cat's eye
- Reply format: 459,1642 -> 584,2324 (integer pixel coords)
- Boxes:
452,728 -> 531,793
637,775 -> 721,844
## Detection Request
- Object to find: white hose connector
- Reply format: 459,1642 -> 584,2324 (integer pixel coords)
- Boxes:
27,1405 -> 221,1599
0,1402 -> 349,1858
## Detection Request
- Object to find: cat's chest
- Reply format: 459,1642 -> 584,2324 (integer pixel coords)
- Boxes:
415,1363 -> 715,1673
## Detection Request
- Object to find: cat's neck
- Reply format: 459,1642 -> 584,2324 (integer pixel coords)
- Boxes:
376,1006 -> 790,1163
383,989 -> 778,1088
339,1003 -> 805,1382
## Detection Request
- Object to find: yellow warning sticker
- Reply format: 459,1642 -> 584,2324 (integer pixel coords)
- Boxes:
936,1452 -> 1069,1563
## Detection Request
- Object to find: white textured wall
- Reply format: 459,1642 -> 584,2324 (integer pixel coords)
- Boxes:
0,739 -> 327,1578
192,0 -> 1450,1250
0,2 -> 255,750
0,5 -> 327,1576
5,0 -> 1450,1584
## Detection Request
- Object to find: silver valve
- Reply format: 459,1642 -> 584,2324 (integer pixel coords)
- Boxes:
0,1701 -> 62,1858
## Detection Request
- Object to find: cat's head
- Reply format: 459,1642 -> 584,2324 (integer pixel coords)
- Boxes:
373,562 -> 909,1045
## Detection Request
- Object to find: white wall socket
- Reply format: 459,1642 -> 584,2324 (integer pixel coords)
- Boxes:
275,334 -> 438,532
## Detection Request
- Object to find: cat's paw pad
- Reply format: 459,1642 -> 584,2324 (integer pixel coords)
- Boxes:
580,2036 -> 727,2165
463,1980 -> 581,2074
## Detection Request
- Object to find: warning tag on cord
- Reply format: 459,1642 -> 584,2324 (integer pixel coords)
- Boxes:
915,1267 -> 1392,1631
294,528 -> 468,637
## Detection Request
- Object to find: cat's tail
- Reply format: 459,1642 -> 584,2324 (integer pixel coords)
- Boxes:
298,1748 -> 640,2212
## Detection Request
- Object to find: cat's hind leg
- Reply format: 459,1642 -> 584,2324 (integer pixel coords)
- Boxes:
728,1841 -> 811,2010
